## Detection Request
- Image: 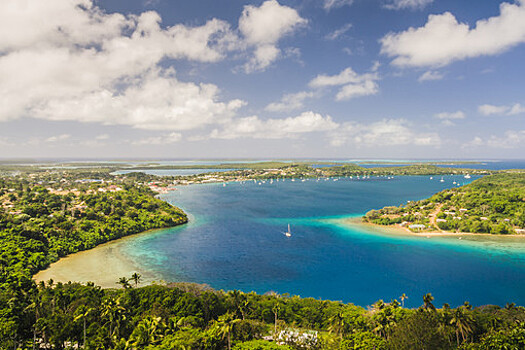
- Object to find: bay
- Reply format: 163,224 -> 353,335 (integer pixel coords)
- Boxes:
112,175 -> 525,308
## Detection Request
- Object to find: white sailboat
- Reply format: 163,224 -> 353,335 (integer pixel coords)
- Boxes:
464,174 -> 471,179
440,177 -> 445,183
284,224 -> 292,237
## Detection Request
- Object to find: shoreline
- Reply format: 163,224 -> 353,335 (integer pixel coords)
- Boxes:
33,228 -> 170,288
336,217 -> 525,238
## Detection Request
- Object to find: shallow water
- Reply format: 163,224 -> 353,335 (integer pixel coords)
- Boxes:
107,175 -> 525,308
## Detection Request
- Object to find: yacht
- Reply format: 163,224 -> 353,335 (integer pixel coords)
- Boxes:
284,224 -> 292,237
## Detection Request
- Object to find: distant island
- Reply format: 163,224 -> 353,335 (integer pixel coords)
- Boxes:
363,173 -> 525,235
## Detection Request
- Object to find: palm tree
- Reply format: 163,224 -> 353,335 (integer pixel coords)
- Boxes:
216,313 -> 240,350
228,290 -> 247,320
117,277 -> 131,289
130,272 -> 142,287
374,300 -> 385,311
101,297 -> 127,341
272,303 -> 280,338
505,302 -> 517,310
400,293 -> 408,308
74,306 -> 94,349
128,316 -> 165,348
328,311 -> 346,340
450,307 -> 474,346
423,293 -> 436,312
25,293 -> 44,350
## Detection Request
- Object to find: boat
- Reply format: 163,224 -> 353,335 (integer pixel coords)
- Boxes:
284,224 -> 292,237
464,174 -> 471,179
430,177 -> 433,180
440,177 -> 445,183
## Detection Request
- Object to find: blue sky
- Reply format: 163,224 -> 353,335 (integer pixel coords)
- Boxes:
0,0 -> 524,159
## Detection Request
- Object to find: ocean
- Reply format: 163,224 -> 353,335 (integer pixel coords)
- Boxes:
115,175 -> 525,308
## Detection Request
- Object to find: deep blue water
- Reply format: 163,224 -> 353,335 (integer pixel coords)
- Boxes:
119,175 -> 525,308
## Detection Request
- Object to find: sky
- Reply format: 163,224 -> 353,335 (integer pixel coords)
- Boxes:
0,0 -> 525,159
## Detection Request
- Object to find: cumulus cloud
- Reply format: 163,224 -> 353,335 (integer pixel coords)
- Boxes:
487,130 -> 525,148
325,24 -> 353,40
239,0 -> 307,72
384,0 -> 433,10
210,111 -> 338,139
463,130 -> 525,149
462,136 -> 484,149
434,111 -> 465,120
309,67 -> 379,101
478,103 -> 525,116
33,69 -> 245,131
381,0 -> 525,67
330,119 -> 441,147
0,0 -> 247,131
418,70 -> 444,82
265,91 -> 316,112
434,110 -> 465,126
323,0 -> 354,10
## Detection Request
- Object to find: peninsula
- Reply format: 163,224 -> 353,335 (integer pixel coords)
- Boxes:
363,173 -> 525,235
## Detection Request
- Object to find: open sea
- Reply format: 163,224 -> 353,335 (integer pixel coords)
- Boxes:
115,175 -> 525,308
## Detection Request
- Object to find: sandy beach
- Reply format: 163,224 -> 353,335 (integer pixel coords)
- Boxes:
335,216 -> 525,239
34,233 -> 161,288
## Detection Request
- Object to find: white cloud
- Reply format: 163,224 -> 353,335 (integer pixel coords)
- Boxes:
323,0 -> 354,10
462,136 -> 484,148
418,70 -> 444,82
133,132 -> 182,145
239,0 -> 307,72
381,0 -> 525,67
463,130 -> 525,149
45,134 -> 71,142
434,111 -> 465,120
325,24 -> 353,40
330,119 -> 441,147
384,0 -> 433,10
434,110 -> 465,126
32,69 -> 245,131
478,103 -> 525,116
309,67 -> 380,101
509,103 -> 525,115
0,0 -> 246,131
210,111 -> 338,139
265,91 -> 316,112
336,81 -> 378,100
487,130 -> 525,148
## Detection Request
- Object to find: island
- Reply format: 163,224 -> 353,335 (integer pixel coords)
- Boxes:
363,173 -> 525,235
1,162 -> 524,349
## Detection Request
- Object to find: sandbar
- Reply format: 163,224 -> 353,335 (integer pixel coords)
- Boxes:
34,233 -> 161,288
335,217 -> 525,239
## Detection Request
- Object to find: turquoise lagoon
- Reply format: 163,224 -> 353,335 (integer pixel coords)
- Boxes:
117,175 -> 525,308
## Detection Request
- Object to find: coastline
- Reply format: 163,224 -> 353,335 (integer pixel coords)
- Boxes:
335,216 -> 525,238
33,228 -> 168,288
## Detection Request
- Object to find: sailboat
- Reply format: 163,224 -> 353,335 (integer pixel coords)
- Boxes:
440,177 -> 445,183
464,174 -> 471,179
284,224 -> 292,237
